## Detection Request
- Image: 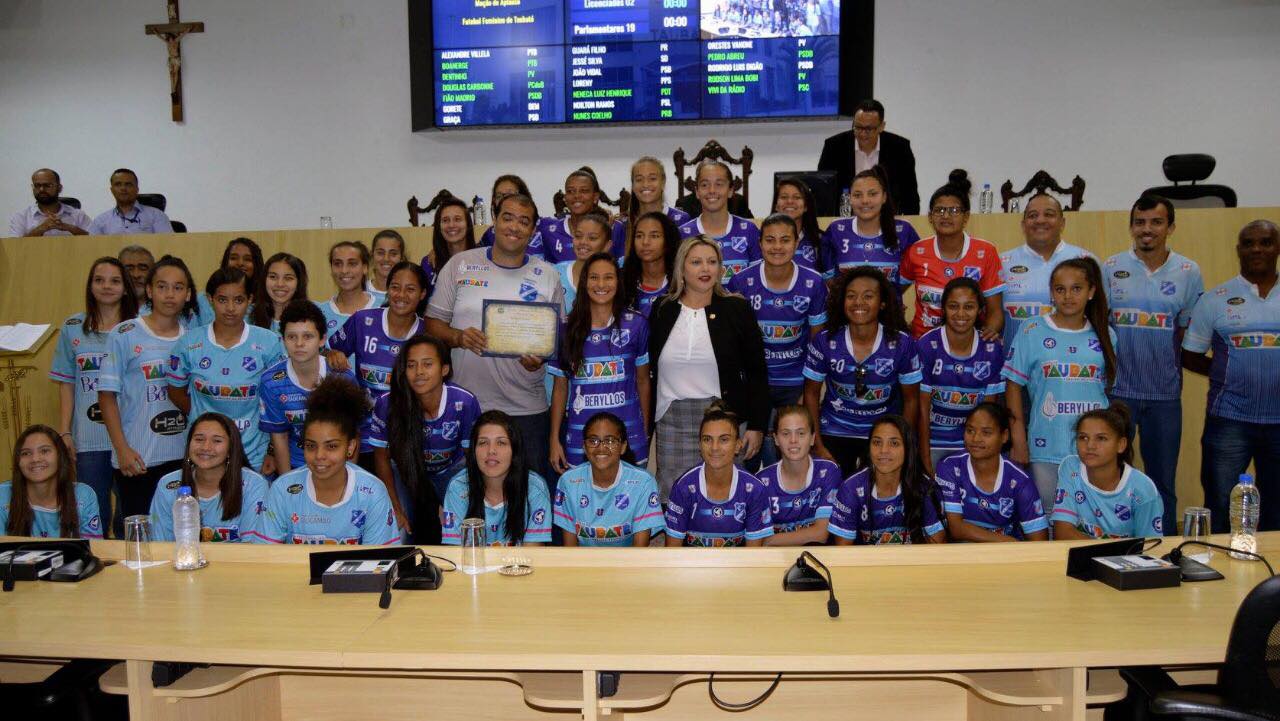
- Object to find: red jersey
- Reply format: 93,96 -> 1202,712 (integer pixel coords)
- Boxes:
899,234 -> 1005,337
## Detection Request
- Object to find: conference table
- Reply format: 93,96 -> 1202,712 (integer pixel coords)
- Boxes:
0,533 -> 1275,720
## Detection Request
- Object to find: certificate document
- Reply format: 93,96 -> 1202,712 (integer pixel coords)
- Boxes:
481,300 -> 559,359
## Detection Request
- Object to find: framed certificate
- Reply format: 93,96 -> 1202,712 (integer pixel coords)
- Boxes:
480,300 -> 559,359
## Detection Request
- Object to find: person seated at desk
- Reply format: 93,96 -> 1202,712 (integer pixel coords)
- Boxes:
756,405 -> 841,546
0,425 -> 101,539
253,376 -> 400,545
664,403 -> 775,547
829,416 -> 945,545
935,403 -> 1048,543
554,412 -> 665,547
442,411 -> 553,547
9,168 -> 90,237
88,168 -> 173,235
1051,404 -> 1164,540
817,99 -> 920,216
149,412 -> 269,543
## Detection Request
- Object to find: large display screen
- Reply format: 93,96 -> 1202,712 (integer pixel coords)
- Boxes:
409,0 -> 872,129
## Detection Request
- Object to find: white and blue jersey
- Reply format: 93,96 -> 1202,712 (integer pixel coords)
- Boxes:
327,308 -> 424,453
727,261 -> 828,387
828,469 -> 945,544
678,215 -> 762,283
663,465 -> 774,547
803,325 -> 923,439
319,292 -> 384,340
167,324 -> 285,468
257,358 -> 357,469
820,217 -> 920,282
756,458 -> 842,534
48,313 -> 114,453
1002,317 -> 1116,464
253,464 -> 400,544
1182,276 -> 1280,424
367,382 -> 482,499
440,470 -> 553,546
149,468 -> 270,542
1105,250 -> 1203,401
0,481 -> 102,539
97,318 -> 188,468
547,310 -> 651,466
934,453 -> 1047,539
917,328 -> 1006,450
552,462 -> 665,546
632,278 -> 668,319
1051,455 -> 1164,538
999,242 -> 1095,346
610,205 -> 691,256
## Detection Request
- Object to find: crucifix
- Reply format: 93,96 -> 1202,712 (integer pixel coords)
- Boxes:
145,0 -> 204,122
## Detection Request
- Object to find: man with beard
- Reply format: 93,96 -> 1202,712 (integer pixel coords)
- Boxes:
89,168 -> 173,235
9,168 -> 91,237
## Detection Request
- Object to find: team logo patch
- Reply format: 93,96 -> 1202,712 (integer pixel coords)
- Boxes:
1088,338 -> 1102,352
730,237 -> 748,253
1113,504 -> 1131,521
287,483 -> 304,494
351,510 -> 367,528
1160,281 -> 1177,296
972,361 -> 991,380
874,357 -> 895,376
611,328 -> 631,348
944,266 -> 955,277
792,296 -> 810,313
532,509 -> 546,525
199,357 -> 212,369
1034,438 -> 1047,448
1055,488 -> 1066,504
998,497 -> 1015,518
733,502 -> 747,522
387,509 -> 395,526
1043,338 -> 1056,349
66,317 -> 83,326
1074,490 -> 1087,504
555,489 -> 566,506
440,420 -> 460,441
579,494 -> 590,509
518,282 -> 538,302
88,515 -> 101,531
119,322 -> 136,333
648,492 -> 660,508
272,370 -> 286,381
963,266 -> 982,281
242,356 -> 258,372
1226,297 -> 1246,306
364,316 -> 373,326
1113,270 -> 1130,279
614,493 -> 631,511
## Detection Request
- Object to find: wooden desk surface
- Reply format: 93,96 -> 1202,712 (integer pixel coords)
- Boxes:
1,535 -> 1275,674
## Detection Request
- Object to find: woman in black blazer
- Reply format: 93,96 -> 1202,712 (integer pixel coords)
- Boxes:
648,236 -> 770,499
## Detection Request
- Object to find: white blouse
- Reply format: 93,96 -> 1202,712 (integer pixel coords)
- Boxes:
656,303 -> 721,422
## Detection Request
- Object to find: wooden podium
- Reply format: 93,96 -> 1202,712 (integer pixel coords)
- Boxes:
0,324 -> 57,463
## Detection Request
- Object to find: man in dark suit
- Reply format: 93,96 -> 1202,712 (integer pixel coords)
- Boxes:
818,99 -> 920,215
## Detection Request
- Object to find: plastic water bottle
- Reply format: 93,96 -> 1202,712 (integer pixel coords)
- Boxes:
978,184 -> 994,214
1229,474 -> 1260,560
471,195 -> 486,226
173,487 -> 205,570
838,188 -> 851,218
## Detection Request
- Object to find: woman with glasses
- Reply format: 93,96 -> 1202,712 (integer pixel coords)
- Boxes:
899,170 -> 1005,339
803,267 -> 922,477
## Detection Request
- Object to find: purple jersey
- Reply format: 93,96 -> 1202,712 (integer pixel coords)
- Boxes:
756,457 -> 842,533
632,278 -> 668,318
547,310 -> 651,466
610,207 -> 689,258
367,382 -> 482,498
828,468 -> 945,544
916,327 -> 1006,449
820,218 -> 921,282
678,215 -> 761,283
326,308 -> 424,452
664,465 -> 774,547
794,232 -> 823,274
727,261 -> 829,386
934,453 -> 1048,538
538,216 -> 624,265
802,325 -> 923,439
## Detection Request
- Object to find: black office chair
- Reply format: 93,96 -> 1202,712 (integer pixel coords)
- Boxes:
136,193 -> 167,212
1116,574 -> 1280,720
0,658 -> 126,720
1142,154 -> 1237,209
58,197 -> 81,209
170,220 -> 188,233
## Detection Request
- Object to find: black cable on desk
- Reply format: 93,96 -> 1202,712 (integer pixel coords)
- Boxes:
708,672 -> 783,711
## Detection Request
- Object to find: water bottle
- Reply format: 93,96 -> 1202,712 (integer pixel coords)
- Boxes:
838,188 -> 851,218
471,195 -> 486,226
978,184 -> 994,214
173,487 -> 206,570
1228,474 -> 1260,560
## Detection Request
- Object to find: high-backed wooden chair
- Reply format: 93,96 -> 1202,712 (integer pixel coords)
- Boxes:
552,188 -> 631,218
1000,171 -> 1085,212
673,140 -> 754,218
407,189 -> 461,227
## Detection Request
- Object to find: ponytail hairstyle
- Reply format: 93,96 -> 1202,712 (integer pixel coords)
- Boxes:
772,178 -> 824,268
180,413 -> 251,522
430,197 -> 476,269
387,335 -> 452,543
464,411 -> 532,544
302,375 -> 371,442
7,425 -> 79,538
1050,257 -> 1116,390
220,237 -> 264,286
251,252 -> 309,329
826,266 -> 908,337
84,256 -> 140,335
146,255 -> 200,323
866,415 -> 940,544
621,211 -> 679,310
562,253 -> 627,378
939,276 -> 985,329
699,400 -> 742,439
385,260 -> 431,317
851,166 -> 901,251
928,169 -> 973,214
1076,402 -> 1134,468
566,166 -> 604,216
965,401 -> 1013,453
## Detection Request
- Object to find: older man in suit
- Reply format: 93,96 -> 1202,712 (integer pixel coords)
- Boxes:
818,99 -> 920,215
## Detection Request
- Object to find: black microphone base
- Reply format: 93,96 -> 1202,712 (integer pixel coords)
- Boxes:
783,561 -> 830,592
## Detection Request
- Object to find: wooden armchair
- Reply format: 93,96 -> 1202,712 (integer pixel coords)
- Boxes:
1000,171 -> 1085,212
407,189 -> 462,227
673,140 -> 754,218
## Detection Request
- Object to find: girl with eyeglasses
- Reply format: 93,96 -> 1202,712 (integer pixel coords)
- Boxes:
553,412 -> 664,546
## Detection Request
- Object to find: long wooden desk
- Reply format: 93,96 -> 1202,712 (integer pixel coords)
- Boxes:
1,534 -> 1275,720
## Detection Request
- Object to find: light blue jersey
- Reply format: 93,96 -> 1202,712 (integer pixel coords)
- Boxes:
252,464 -> 400,545
167,324 -> 284,468
1182,276 -> 1280,424
48,313 -> 114,452
319,292 -> 385,339
97,318 -> 188,468
258,358 -> 357,470
1051,455 -> 1164,538
552,462 -> 665,546
1002,317 -> 1116,464
149,468 -> 270,542
1105,250 -> 1203,401
0,481 -> 102,539
556,261 -> 580,314
441,470 -> 553,546
998,242 -> 1095,346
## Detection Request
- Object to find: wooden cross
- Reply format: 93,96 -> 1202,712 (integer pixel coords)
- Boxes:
145,0 -> 204,122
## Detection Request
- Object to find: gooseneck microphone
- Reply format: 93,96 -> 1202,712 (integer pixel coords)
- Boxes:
783,551 -> 840,618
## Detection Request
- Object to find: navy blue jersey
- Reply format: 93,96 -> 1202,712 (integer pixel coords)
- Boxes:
934,453 -> 1047,539
916,328 -> 1006,450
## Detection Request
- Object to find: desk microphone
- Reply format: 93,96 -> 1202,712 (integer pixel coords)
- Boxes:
783,551 -> 840,618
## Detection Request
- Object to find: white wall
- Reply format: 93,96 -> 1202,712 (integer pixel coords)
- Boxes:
1,0 -> 1277,233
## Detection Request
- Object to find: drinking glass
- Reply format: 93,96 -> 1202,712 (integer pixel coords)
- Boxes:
460,518 -> 486,575
123,515 -> 153,568
1182,507 -> 1212,563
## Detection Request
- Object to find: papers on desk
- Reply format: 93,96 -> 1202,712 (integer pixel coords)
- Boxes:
0,323 -> 50,352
